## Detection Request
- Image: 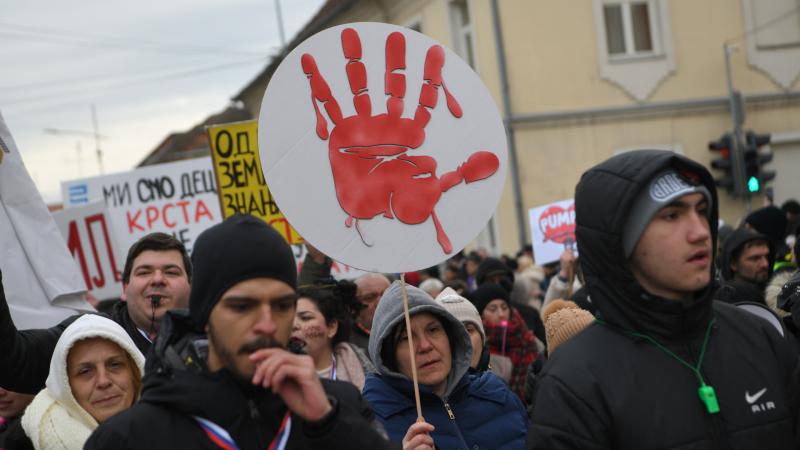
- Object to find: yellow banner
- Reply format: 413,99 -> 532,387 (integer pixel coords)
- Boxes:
207,120 -> 303,244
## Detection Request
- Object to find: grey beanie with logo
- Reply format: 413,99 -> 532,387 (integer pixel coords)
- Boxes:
623,169 -> 712,257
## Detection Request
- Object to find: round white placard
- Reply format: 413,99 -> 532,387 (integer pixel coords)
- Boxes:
259,22 -> 507,273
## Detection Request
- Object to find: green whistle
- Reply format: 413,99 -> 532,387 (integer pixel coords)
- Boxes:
698,385 -> 720,414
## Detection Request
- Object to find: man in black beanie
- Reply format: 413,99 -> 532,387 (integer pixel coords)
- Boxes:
745,206 -> 792,269
86,214 -> 398,450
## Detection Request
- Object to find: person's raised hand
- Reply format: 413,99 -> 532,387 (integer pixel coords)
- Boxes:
305,242 -> 328,264
558,249 -> 576,280
250,348 -> 331,422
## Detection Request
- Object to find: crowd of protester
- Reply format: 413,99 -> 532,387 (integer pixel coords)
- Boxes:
1,149 -> 800,449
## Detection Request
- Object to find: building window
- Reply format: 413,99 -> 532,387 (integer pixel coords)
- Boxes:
448,0 -> 475,67
602,1 -> 659,58
592,0 -> 675,100
741,0 -> 800,89
751,0 -> 800,50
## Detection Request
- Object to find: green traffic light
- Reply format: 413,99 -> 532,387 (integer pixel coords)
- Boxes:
747,176 -> 759,193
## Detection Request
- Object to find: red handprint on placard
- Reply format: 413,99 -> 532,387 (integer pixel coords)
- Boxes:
300,28 -> 499,254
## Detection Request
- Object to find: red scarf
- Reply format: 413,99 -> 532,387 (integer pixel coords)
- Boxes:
483,309 -> 537,401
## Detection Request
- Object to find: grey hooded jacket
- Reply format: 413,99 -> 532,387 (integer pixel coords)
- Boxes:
367,281 -> 472,395
363,282 -> 528,449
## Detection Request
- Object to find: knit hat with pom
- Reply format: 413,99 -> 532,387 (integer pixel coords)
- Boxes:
543,299 -> 594,354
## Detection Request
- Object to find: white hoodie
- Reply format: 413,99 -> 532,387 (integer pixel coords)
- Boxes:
21,314 -> 145,450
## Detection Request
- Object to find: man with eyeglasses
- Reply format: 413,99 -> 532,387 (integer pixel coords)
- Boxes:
350,273 -> 391,351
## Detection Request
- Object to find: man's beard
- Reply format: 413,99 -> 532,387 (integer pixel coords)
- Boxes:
207,322 -> 283,384
743,270 -> 769,287
756,270 -> 769,284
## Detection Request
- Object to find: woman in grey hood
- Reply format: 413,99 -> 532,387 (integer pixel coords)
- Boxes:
362,281 -> 528,450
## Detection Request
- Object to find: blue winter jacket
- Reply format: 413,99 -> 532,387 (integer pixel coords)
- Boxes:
364,282 -> 528,450
363,371 -> 528,450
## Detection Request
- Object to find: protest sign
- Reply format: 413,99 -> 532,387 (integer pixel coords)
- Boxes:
61,158 -> 221,253
207,120 -> 302,244
52,201 -> 124,301
528,199 -> 578,265
0,112 -> 92,329
259,22 -> 507,273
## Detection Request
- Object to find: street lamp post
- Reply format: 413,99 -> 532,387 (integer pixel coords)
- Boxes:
43,103 -> 109,175
91,104 -> 104,174
43,127 -> 109,175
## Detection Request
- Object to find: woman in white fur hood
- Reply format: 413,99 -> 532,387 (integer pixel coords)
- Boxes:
19,314 -> 145,450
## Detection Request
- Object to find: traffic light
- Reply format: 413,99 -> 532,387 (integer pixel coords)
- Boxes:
708,133 -> 735,192
743,130 -> 773,194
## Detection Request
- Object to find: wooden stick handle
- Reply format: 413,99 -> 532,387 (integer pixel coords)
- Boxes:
400,273 -> 424,422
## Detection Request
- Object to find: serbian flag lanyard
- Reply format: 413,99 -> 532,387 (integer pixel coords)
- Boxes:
193,410 -> 292,450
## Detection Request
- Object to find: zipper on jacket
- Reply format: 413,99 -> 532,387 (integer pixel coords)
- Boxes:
442,399 -> 470,449
444,401 -> 455,420
248,399 -> 260,419
708,413 -> 731,450
684,342 -> 730,450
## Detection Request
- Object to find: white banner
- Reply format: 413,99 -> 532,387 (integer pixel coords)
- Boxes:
61,158 -> 221,254
52,201 -> 125,301
0,112 -> 92,329
528,199 -> 578,266
61,156 -> 366,281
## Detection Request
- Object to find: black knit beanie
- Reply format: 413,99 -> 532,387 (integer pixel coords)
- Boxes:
475,257 -> 514,285
745,206 -> 787,246
189,214 -> 297,330
469,283 -> 511,316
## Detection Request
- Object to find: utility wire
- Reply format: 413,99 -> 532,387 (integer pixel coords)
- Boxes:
0,30 -> 266,57
1,56 -> 267,107
1,59 -> 205,90
0,31 -> 266,59
0,52 -> 273,91
0,22 -> 269,57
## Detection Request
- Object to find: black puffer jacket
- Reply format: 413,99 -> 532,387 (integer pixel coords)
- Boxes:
0,273 -> 149,394
85,310 -> 398,450
529,150 -> 800,449
2,418 -> 33,450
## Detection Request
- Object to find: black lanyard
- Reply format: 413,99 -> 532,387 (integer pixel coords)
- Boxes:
597,318 -> 720,414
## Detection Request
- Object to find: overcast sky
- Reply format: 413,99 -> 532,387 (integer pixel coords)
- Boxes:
1,0 -> 325,203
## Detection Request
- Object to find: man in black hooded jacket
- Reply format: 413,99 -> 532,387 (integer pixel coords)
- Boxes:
85,215 -> 398,450
716,227 -> 774,304
529,150 -> 799,449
